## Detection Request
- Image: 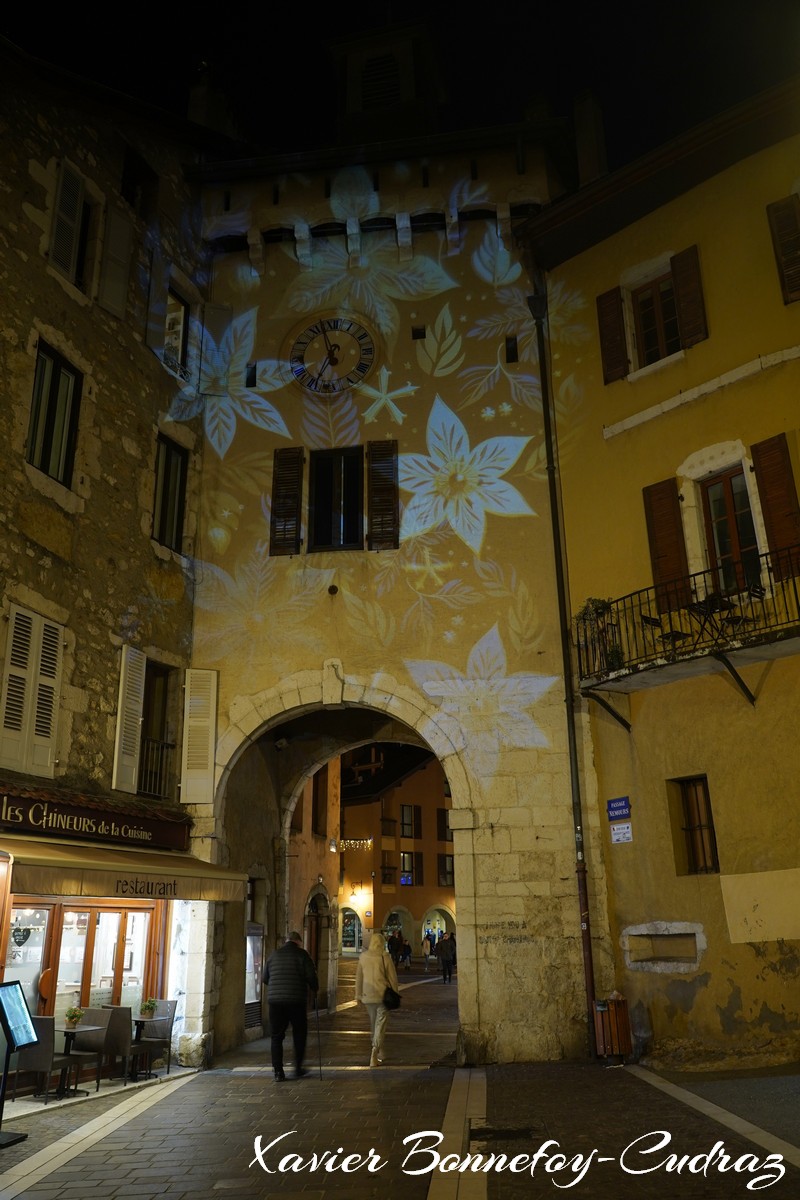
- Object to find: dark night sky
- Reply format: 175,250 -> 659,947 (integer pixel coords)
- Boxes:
3,1 -> 800,169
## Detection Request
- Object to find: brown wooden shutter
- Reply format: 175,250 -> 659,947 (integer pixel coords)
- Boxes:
270,447 -> 304,556
767,196 -> 800,304
436,807 -> 448,840
413,804 -> 422,839
596,287 -> 628,383
671,245 -> 708,348
367,439 -> 399,550
413,850 -> 424,886
751,433 -> 800,581
643,478 -> 691,611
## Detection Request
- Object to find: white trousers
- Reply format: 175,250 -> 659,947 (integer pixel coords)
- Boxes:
363,1002 -> 389,1054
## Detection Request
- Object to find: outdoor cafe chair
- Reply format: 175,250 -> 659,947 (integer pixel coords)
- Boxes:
11,1014 -> 80,1104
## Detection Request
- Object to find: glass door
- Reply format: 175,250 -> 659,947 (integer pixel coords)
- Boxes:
88,910 -> 121,1007
4,906 -> 51,1015
54,908 -> 90,1021
120,910 -> 149,1010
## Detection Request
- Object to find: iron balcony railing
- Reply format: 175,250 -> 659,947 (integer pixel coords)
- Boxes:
575,544 -> 800,683
138,736 -> 176,799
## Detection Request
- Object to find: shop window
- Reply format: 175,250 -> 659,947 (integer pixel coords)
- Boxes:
669,776 -> 719,875
437,853 -> 454,887
269,441 -> 399,555
766,194 -> 800,304
400,804 -> 422,839
0,605 -> 63,777
597,245 -> 708,383
152,434 -> 188,552
26,341 -> 82,488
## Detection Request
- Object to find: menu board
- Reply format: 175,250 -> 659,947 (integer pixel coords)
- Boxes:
0,981 -> 38,1052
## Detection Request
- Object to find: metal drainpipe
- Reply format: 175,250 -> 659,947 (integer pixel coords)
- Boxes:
527,281 -> 598,1059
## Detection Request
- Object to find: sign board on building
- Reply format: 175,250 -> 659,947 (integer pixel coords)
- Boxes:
610,821 -> 633,844
606,797 -> 631,821
1,792 -> 190,851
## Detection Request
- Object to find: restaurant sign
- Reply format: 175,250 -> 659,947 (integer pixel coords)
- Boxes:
1,793 -> 189,852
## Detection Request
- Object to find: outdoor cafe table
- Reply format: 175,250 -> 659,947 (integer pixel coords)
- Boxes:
54,1023 -> 103,1097
130,1015 -> 172,1080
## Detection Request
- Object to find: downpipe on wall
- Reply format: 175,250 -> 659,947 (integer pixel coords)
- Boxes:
527,283 -> 598,1059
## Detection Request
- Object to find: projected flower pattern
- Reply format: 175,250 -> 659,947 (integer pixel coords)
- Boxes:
178,165 -> 590,748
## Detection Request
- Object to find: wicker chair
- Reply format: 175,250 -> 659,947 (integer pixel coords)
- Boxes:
134,998 -> 178,1076
11,1015 -> 80,1103
69,1006 -> 112,1092
102,1004 -> 134,1085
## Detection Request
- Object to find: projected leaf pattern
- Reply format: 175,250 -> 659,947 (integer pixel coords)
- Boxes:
405,623 -> 559,771
183,166 -> 592,735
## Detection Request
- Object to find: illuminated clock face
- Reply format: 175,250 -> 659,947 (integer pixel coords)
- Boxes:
288,315 -> 376,394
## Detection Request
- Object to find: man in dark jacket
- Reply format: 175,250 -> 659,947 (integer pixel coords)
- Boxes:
263,931 -> 319,1081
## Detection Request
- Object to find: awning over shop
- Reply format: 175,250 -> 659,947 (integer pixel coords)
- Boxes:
0,836 -> 247,903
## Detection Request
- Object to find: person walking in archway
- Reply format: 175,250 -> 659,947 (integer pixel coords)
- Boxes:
355,931 -> 400,1067
263,931 -> 318,1081
437,931 -> 456,983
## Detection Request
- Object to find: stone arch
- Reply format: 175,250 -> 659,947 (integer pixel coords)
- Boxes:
208,661 -> 475,1057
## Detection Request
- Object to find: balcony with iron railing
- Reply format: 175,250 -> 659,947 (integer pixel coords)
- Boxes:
138,736 -> 176,800
574,544 -> 800,690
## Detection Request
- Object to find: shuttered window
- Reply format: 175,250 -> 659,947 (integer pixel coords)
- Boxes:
0,606 -> 63,777
767,195 -> 800,304
50,162 -> 90,288
643,478 -> 691,612
98,208 -> 133,318
596,287 -> 628,383
269,441 -> 399,556
751,432 -> 800,581
597,245 -> 707,383
270,447 -> 304,555
367,440 -> 399,550
644,434 -> 800,604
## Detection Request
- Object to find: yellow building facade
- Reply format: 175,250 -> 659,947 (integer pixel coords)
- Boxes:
520,78 -> 800,1060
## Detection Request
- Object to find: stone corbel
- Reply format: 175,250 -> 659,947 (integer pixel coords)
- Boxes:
496,202 -> 511,248
346,217 -> 361,267
295,220 -> 312,269
247,227 -> 265,275
396,212 -> 412,261
446,209 -> 460,256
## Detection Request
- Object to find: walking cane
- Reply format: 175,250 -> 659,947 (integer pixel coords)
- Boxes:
314,996 -> 322,1080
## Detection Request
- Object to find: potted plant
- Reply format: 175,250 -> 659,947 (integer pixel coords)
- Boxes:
139,997 -> 158,1017
64,1005 -> 84,1029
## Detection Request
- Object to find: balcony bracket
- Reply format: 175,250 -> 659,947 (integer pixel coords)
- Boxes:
583,691 -> 632,732
712,653 -> 756,706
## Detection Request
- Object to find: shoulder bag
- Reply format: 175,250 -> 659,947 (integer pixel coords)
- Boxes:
382,958 -> 401,1009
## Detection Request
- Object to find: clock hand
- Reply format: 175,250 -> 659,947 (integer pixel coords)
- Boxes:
320,321 -> 340,365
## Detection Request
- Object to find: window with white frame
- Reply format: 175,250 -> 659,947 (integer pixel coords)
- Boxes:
26,341 -> 82,488
643,432 -> 800,612
596,245 -> 708,383
0,605 -> 64,777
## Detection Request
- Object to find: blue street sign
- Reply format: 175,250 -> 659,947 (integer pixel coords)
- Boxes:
607,796 -> 631,820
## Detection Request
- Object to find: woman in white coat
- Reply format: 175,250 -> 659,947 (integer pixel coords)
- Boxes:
355,931 -> 400,1067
